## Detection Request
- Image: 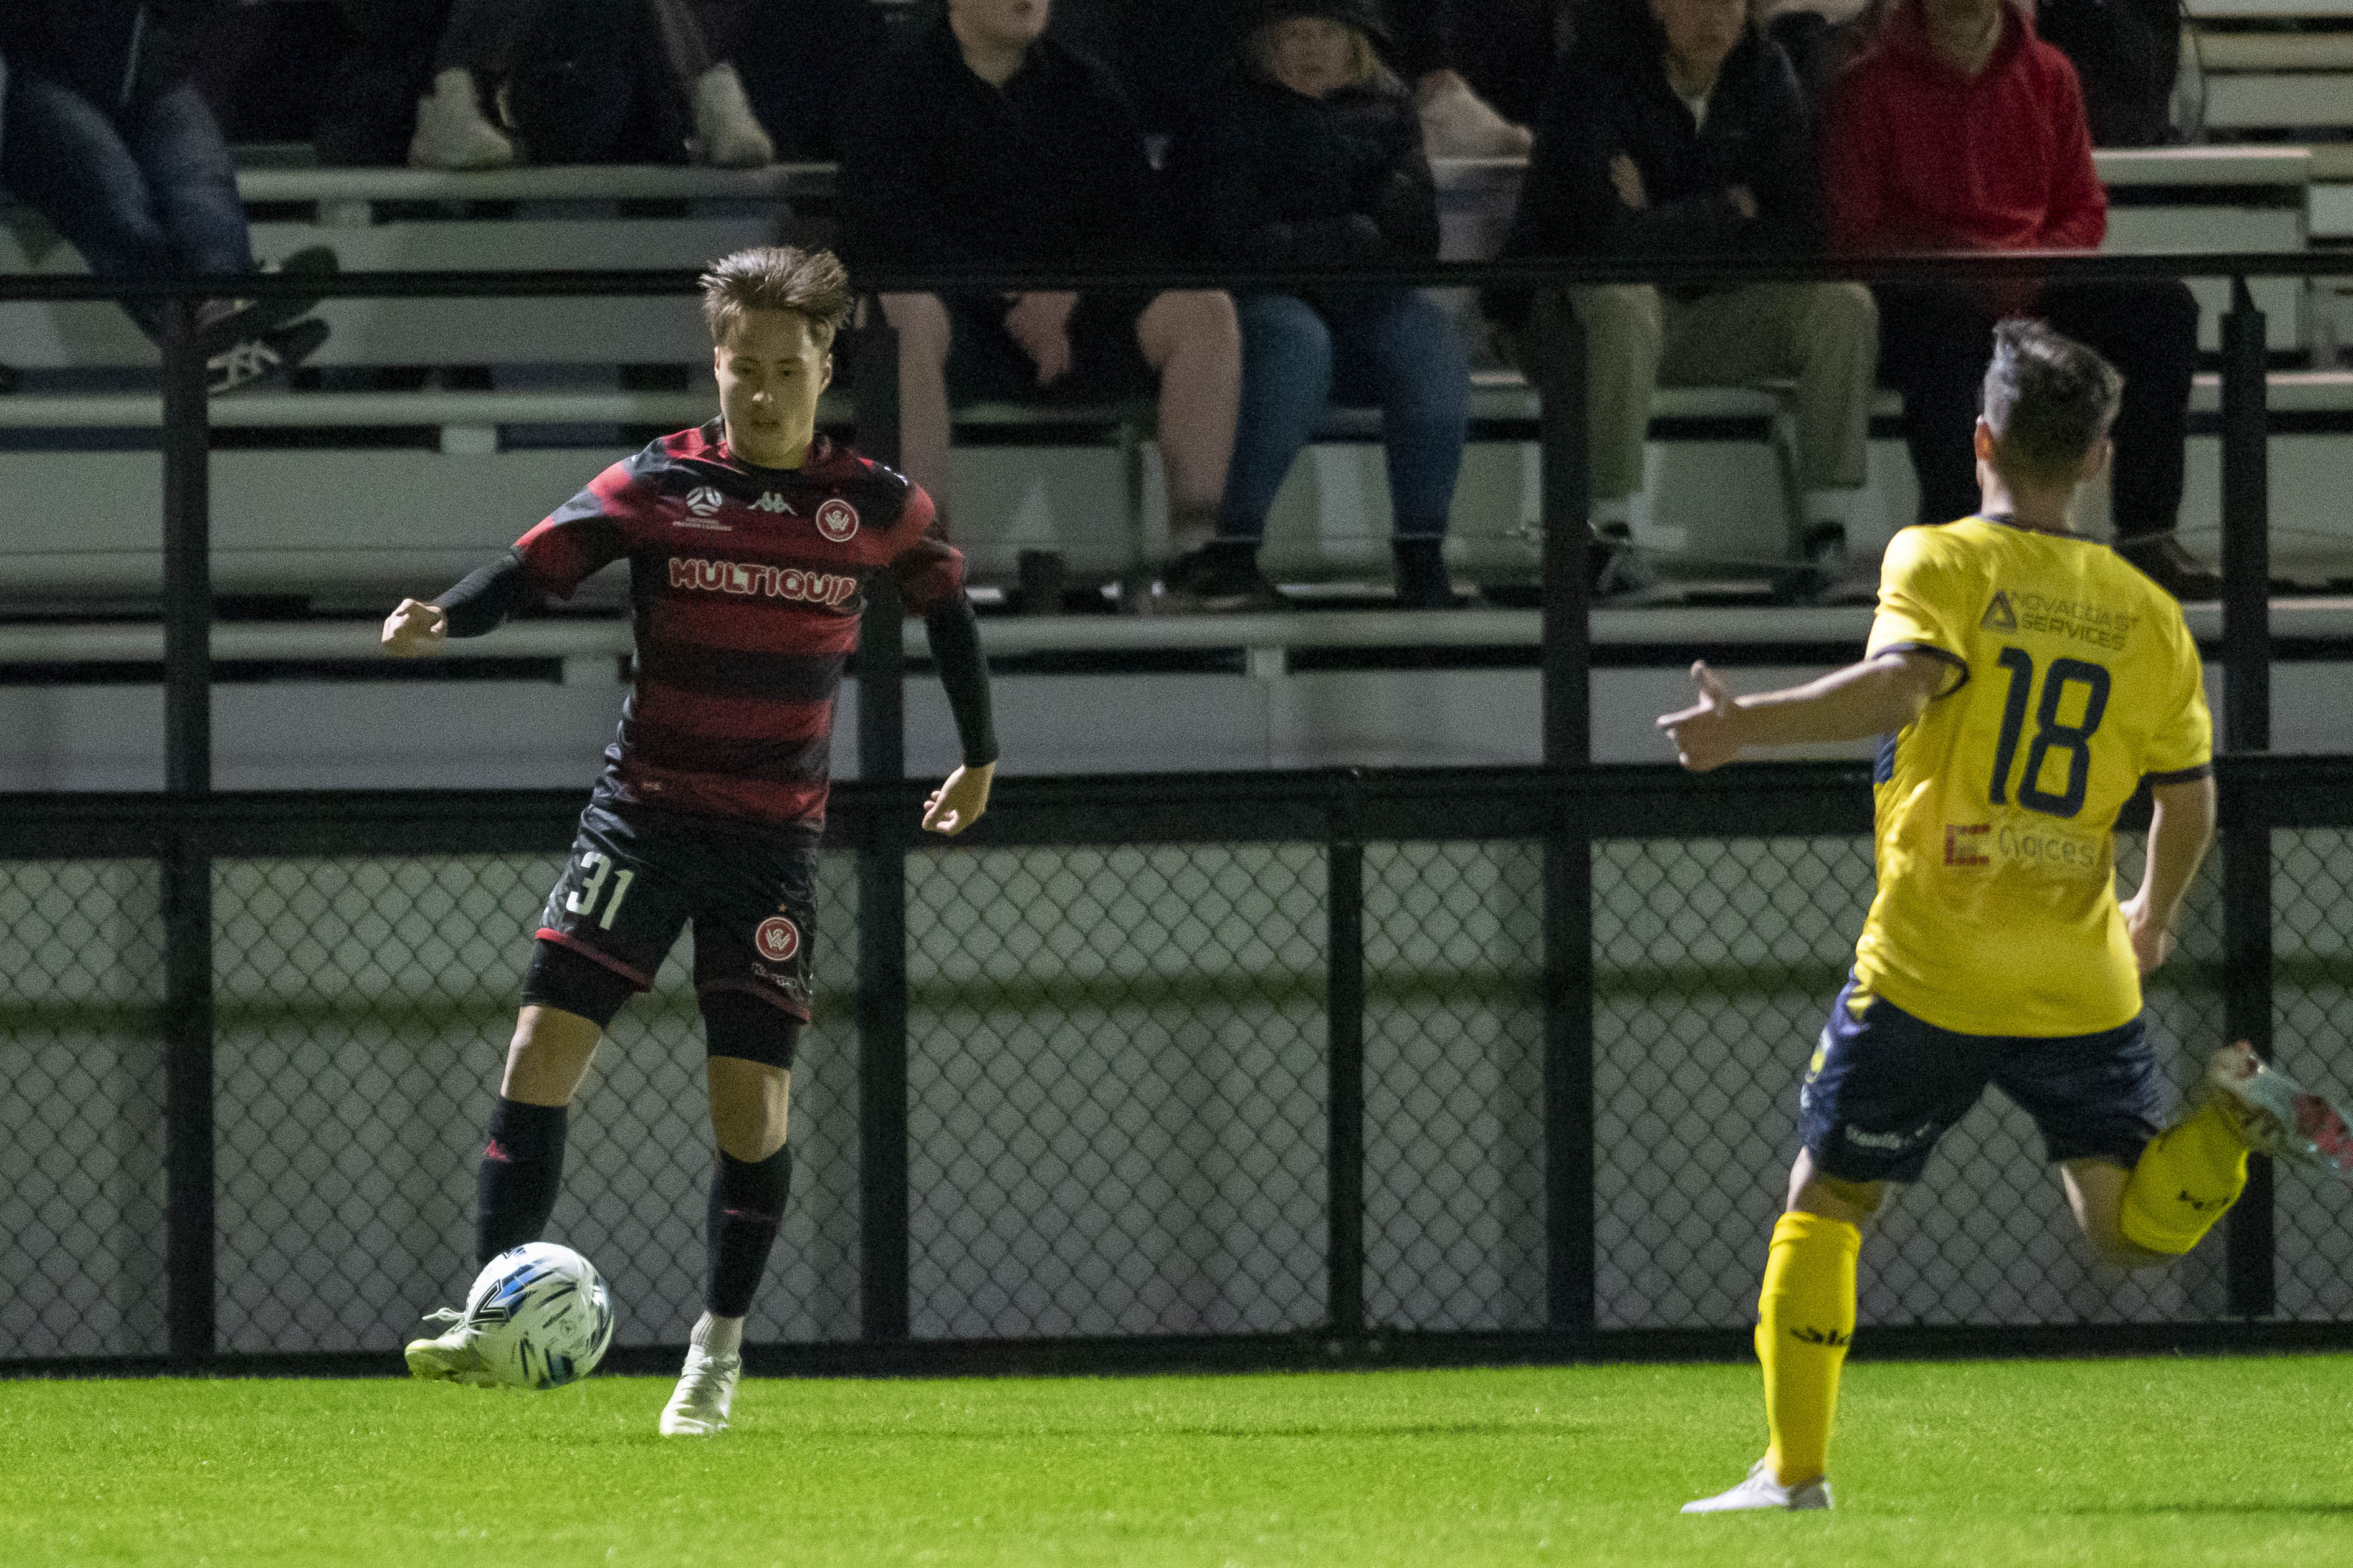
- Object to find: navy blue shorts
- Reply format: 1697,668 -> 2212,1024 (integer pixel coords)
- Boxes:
1798,977 -> 2167,1184
527,802 -> 816,1035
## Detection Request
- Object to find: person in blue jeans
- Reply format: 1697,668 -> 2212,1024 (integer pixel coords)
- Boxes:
1173,0 -> 1469,609
0,1 -> 332,390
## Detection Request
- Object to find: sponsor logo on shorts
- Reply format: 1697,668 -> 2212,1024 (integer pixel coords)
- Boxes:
667,556 -> 858,609
816,498 -> 859,542
1843,1123 -> 1933,1153
755,916 -> 801,963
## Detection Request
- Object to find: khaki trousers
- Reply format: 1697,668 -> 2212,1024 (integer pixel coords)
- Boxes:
1530,282 -> 1879,501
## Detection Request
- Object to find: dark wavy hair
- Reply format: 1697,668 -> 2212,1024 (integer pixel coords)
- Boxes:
1980,318 -> 2124,486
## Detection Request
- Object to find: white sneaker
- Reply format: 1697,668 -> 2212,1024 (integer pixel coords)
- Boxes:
409,67 -> 517,171
2208,1043 -> 2353,1179
404,1306 -> 498,1387
1418,77 -> 1532,159
1681,1458 -> 1833,1513
691,63 -> 774,169
659,1343 -> 742,1436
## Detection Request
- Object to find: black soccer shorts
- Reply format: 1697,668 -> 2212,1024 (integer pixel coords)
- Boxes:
527,801 -> 817,1035
1798,976 -> 2167,1185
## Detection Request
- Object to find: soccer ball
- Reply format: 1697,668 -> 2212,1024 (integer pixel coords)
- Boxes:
462,1242 -> 615,1390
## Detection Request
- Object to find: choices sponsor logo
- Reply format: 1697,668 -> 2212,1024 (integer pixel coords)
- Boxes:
667,556 -> 858,609
816,497 -> 860,542
755,916 -> 801,963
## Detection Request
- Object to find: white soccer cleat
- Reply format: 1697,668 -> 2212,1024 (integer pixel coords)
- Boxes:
691,64 -> 775,169
409,67 -> 516,171
1681,1458 -> 1833,1513
659,1343 -> 742,1436
404,1306 -> 498,1387
2208,1043 -> 2353,1179
1418,76 -> 1532,159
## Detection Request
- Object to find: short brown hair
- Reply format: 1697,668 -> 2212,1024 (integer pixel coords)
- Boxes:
1980,319 -> 2124,487
1247,17 -> 1383,90
699,246 -> 852,348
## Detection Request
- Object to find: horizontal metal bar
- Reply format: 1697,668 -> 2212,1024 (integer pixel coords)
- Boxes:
16,249 -> 2353,305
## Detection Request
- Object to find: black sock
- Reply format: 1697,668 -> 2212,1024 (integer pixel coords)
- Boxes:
1392,535 -> 1451,607
476,1097 -> 568,1263
707,1144 -> 792,1319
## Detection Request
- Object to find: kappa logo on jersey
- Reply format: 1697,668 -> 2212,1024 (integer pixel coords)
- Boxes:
752,492 -> 797,515
755,916 -> 801,963
687,486 -> 726,516
816,498 -> 860,542
667,556 -> 859,609
1982,590 -> 2019,634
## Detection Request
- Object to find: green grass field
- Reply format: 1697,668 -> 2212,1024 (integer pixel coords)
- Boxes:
3,1356 -> 2347,1567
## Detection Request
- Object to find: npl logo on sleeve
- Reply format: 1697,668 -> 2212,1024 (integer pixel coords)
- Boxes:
687,486 -> 727,516
816,498 -> 860,542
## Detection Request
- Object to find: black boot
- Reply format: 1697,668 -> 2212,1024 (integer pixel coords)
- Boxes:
2116,533 -> 2222,601
1392,536 -> 1456,609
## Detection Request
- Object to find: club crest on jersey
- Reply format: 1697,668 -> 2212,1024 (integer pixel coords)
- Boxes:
755,916 -> 801,963
687,485 -> 726,516
816,498 -> 860,542
752,492 -> 796,515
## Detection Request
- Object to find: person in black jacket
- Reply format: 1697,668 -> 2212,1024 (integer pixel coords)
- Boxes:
0,0 -> 333,389
1501,0 -> 1878,576
839,0 -> 1241,541
1171,0 -> 1469,609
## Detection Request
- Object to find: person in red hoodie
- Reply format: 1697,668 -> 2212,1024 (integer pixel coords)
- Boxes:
1822,0 -> 2213,599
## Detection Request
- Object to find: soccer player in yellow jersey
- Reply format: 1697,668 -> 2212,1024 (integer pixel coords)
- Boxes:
1659,321 -> 2347,1513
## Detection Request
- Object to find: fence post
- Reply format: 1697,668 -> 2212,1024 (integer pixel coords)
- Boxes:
1535,297 -> 1598,1344
1325,775 -> 1367,1337
2218,277 -> 2276,1318
852,316 -> 913,1340
159,295 -> 217,1364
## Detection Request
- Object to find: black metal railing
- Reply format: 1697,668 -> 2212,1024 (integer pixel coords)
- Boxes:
3,250 -> 2351,1372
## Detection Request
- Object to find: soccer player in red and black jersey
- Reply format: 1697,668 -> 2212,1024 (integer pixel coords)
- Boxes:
381,247 -> 996,1434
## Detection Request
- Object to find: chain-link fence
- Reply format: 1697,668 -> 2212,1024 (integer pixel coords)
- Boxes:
2,765 -> 2347,1369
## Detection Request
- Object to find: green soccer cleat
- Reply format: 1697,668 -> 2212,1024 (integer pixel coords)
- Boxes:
1681,1458 -> 1833,1514
2209,1043 -> 2353,1180
658,1344 -> 742,1437
404,1306 -> 497,1387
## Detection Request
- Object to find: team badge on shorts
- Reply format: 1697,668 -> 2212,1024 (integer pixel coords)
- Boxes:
755,915 -> 802,962
816,498 -> 859,542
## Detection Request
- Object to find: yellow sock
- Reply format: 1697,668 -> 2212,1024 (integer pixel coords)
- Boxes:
1755,1210 -> 1861,1488
2120,1098 -> 2252,1255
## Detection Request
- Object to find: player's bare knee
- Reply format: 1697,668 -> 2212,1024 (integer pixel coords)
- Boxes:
708,1058 -> 791,1162
500,1004 -> 602,1105
1788,1161 -> 1886,1227
1141,289 -> 1238,366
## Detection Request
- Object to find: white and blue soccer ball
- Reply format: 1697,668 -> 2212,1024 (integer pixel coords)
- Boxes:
463,1242 -> 615,1390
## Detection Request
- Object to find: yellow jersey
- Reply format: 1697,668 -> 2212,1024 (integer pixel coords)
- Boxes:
1853,516 -> 2213,1037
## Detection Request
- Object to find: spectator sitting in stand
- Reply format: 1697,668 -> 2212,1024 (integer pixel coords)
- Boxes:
408,0 -> 774,168
0,0 -> 337,392
1824,0 -> 2213,598
1495,0 -> 1879,596
1172,0 -> 1468,610
840,0 -> 1241,556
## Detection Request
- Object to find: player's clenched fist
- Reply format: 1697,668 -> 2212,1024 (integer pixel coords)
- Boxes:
381,598 -> 449,656
922,761 -> 995,836
1658,660 -> 1743,772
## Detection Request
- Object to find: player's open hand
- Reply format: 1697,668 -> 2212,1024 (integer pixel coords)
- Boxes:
1003,292 -> 1077,387
1658,660 -> 1742,772
922,761 -> 995,837
2120,886 -> 2174,975
381,598 -> 448,657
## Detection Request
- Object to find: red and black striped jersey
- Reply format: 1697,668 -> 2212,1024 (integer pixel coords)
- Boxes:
513,422 -> 963,832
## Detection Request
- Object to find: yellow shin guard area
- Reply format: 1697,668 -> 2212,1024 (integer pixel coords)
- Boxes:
1755,1211 -> 1861,1489
2121,1098 -> 2252,1256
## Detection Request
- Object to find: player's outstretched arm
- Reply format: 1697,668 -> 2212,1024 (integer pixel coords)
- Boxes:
383,554 -> 530,657
2121,774 -> 2217,974
1658,652 -> 1947,772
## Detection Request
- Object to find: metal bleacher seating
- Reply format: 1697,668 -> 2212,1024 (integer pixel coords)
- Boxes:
6,137 -> 2353,611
